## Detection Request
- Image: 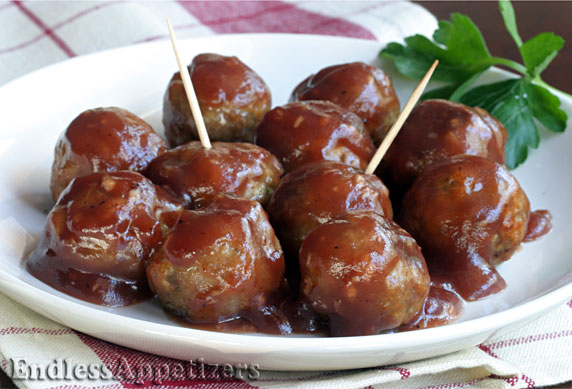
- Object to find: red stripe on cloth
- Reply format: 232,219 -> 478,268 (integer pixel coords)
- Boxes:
75,332 -> 254,388
12,0 -> 75,57
420,374 -> 527,389
502,374 -> 519,387
0,2 -> 119,55
567,298 -> 572,308
420,377 -> 484,389
177,0 -> 376,40
0,327 -> 75,336
489,374 -> 523,387
48,384 -> 124,389
484,329 -> 572,350
477,344 -> 501,359
0,33 -> 48,55
522,374 -> 536,388
133,34 -> 167,44
384,366 -> 411,379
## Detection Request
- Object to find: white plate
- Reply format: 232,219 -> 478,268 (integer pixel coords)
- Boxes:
0,34 -> 571,371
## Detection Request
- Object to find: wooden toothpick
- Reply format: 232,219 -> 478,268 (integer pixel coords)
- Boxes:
364,60 -> 439,175
167,18 -> 211,149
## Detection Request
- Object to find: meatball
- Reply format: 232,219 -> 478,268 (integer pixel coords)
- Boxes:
299,210 -> 430,336
163,53 -> 271,146
146,194 -> 285,328
27,171 -> 183,306
290,62 -> 400,145
50,107 -> 168,201
146,141 -> 283,208
400,155 -> 530,301
267,161 -> 392,261
254,100 -> 375,173
381,99 -> 508,191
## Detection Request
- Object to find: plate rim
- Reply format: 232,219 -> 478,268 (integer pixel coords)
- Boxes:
1,258 -> 571,351
0,32 -> 571,368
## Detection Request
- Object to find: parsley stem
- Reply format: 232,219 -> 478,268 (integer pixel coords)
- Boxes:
488,56 -> 572,101
533,77 -> 572,101
489,56 -> 528,75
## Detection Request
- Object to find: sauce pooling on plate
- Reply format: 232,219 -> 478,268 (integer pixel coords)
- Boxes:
398,281 -> 464,332
401,155 -> 530,301
524,210 -> 552,242
28,171 -> 183,307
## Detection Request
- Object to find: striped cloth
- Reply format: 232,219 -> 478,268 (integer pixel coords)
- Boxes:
1,0 -> 436,86
1,1 -> 571,388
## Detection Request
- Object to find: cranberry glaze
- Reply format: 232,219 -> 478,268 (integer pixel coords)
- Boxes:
524,210 -> 552,242
146,194 -> 286,332
254,100 -> 375,172
50,107 -> 167,201
28,171 -> 183,306
399,282 -> 464,331
267,161 -> 393,261
401,156 -> 530,301
299,211 -> 430,336
146,141 -> 283,209
163,53 -> 271,145
381,99 -> 507,192
290,62 -> 400,145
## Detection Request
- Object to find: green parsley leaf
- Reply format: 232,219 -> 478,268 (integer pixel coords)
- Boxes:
379,0 -> 569,168
381,13 -> 492,84
435,13 -> 491,63
461,79 -> 539,168
520,33 -> 564,78
382,40 -> 448,82
382,37 -> 471,83
498,0 -> 523,47
524,82 -> 567,132
460,78 -> 566,168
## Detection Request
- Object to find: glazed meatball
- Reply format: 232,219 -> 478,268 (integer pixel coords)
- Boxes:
290,62 -> 400,145
401,155 -> 530,301
146,141 -> 283,208
267,161 -> 392,261
27,171 -> 183,306
146,194 -> 285,328
254,100 -> 375,172
300,211 -> 430,336
163,53 -> 271,146
50,107 -> 168,201
381,99 -> 508,191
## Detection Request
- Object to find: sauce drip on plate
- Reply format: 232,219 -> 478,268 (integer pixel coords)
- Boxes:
524,210 -> 552,242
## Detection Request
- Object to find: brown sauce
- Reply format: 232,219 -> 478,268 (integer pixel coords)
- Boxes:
166,297 -> 326,336
27,171 -> 183,307
398,282 -> 464,332
400,156 -> 531,301
524,209 -> 552,242
27,259 -> 153,307
165,286 -> 462,336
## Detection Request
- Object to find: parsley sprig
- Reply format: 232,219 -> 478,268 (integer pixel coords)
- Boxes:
380,0 -> 568,168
